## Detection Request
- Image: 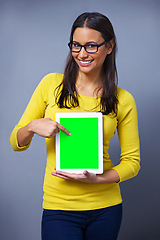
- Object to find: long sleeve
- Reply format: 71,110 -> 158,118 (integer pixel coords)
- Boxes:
10,74 -> 50,151
112,89 -> 140,182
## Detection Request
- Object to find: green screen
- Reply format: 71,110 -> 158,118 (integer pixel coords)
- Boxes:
60,117 -> 99,169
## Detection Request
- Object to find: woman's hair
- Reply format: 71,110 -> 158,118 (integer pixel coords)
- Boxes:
55,12 -> 118,115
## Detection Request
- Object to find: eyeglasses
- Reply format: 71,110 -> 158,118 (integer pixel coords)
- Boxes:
68,41 -> 107,53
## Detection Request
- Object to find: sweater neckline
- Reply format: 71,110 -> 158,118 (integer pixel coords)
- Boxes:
78,92 -> 101,99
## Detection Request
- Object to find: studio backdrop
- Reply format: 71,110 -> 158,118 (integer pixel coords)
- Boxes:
0,0 -> 160,239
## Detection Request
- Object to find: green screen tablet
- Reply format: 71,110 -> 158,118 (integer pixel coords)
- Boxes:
55,112 -> 103,174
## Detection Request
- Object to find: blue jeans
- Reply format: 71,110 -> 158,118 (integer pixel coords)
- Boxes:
41,203 -> 122,240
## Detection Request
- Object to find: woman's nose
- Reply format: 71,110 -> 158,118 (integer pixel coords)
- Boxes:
78,47 -> 88,58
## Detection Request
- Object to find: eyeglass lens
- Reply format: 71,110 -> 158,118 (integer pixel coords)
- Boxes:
71,43 -> 98,53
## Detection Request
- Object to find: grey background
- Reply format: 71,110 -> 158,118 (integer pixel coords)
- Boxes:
0,0 -> 160,239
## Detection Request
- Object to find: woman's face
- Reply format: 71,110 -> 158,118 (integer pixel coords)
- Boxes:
72,27 -> 110,76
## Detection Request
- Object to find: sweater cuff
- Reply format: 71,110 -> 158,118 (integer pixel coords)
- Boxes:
112,162 -> 140,183
10,127 -> 31,151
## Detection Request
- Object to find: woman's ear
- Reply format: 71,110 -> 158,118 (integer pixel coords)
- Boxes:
107,39 -> 115,54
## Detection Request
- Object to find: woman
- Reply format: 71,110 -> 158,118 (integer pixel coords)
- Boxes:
10,12 -> 140,240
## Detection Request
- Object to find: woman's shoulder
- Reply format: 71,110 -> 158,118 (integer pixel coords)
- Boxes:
40,73 -> 64,89
117,86 -> 135,104
116,87 -> 137,119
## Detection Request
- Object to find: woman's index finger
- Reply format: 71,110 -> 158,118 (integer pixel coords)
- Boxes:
57,123 -> 71,136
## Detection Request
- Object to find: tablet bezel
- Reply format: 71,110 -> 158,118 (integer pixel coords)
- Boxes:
55,112 -> 103,174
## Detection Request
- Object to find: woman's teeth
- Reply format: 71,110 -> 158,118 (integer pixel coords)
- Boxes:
79,60 -> 93,64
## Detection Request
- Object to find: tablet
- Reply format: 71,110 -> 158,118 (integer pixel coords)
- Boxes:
55,112 -> 103,174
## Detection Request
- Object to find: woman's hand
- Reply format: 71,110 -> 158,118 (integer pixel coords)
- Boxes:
17,118 -> 71,147
51,169 -> 120,184
51,170 -> 100,183
30,118 -> 71,138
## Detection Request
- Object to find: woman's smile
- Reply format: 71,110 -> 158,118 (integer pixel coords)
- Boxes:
78,59 -> 94,67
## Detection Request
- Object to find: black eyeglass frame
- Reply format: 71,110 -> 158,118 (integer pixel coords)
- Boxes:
68,40 -> 107,53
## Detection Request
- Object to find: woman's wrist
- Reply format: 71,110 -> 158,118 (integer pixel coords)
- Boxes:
98,169 -> 120,184
29,120 -> 36,134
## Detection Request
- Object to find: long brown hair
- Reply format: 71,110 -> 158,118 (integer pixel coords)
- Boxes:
55,12 -> 118,115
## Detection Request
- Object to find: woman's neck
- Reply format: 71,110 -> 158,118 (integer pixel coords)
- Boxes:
76,71 -> 103,97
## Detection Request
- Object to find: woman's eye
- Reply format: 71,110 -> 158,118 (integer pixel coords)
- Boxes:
88,44 -> 95,48
73,43 -> 79,47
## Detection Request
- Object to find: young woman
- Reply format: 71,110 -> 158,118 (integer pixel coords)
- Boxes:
10,12 -> 140,240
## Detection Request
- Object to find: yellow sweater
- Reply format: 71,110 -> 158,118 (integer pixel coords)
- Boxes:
10,73 -> 140,210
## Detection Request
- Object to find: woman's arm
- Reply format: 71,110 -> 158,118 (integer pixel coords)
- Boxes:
10,73 -> 66,151
112,90 -> 140,182
51,169 -> 120,183
17,118 -> 71,147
